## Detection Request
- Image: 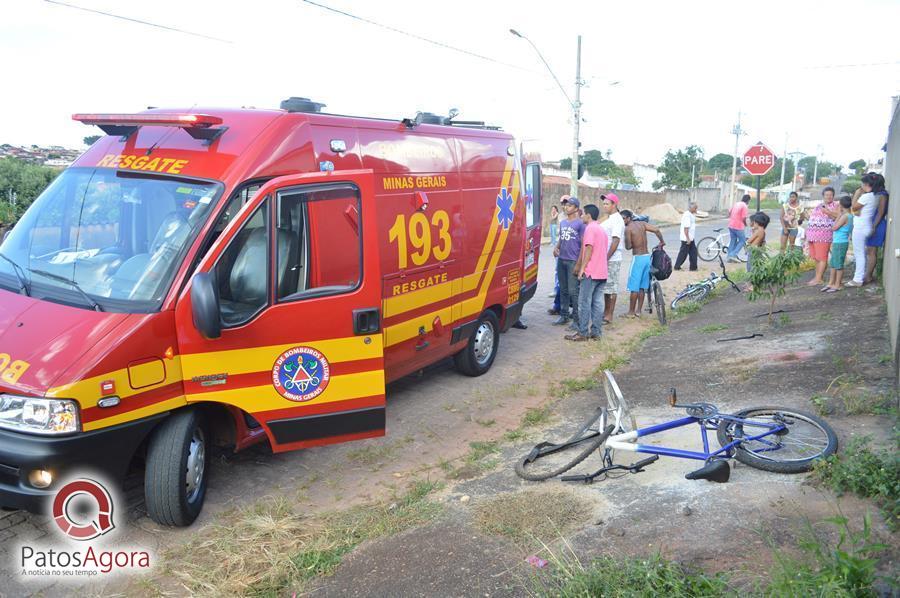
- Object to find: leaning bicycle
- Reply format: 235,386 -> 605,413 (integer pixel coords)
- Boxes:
515,370 -> 837,483
670,252 -> 741,310
697,228 -> 747,263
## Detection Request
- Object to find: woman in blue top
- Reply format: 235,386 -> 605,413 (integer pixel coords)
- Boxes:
863,173 -> 888,284
824,194 -> 853,292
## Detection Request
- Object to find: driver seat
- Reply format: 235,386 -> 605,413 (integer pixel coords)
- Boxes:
219,227 -> 293,324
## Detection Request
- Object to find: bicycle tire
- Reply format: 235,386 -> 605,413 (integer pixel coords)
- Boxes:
716,407 -> 837,474
515,420 -> 615,481
653,281 -> 667,325
671,284 -> 710,309
696,237 -> 720,262
736,246 -> 748,263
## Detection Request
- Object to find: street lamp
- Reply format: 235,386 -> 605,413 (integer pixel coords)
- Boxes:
511,29 -> 582,197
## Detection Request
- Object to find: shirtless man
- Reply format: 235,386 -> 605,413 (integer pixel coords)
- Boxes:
621,210 -> 665,317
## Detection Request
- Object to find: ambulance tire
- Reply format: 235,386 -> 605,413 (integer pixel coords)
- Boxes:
454,311 -> 500,377
144,409 -> 210,527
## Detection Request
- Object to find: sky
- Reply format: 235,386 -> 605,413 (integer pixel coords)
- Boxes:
2,0 -> 899,170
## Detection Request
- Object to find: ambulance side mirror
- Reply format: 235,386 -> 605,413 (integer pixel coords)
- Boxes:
191,272 -> 221,340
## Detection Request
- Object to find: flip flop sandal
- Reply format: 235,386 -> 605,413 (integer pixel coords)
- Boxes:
825,287 -> 839,293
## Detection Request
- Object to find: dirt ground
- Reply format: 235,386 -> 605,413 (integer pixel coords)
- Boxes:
308,263 -> 898,596
1,233 -> 896,596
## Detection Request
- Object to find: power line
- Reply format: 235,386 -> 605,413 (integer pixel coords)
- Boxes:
800,59 -> 900,70
43,0 -> 233,44
298,0 -> 534,73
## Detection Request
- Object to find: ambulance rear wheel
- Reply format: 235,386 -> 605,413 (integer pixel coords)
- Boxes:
454,311 -> 500,377
144,409 -> 210,527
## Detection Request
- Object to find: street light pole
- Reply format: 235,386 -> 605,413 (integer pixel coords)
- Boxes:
511,29 -> 582,197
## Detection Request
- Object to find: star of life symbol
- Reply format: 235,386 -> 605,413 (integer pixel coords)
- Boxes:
496,188 -> 514,229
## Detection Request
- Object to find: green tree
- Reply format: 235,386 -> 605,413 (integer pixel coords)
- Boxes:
842,176 -> 862,194
707,153 -> 735,172
848,159 -> 866,175
747,247 -> 805,323
0,157 -> 59,223
83,135 -> 101,146
653,145 -> 705,190
797,156 -> 839,185
605,164 -> 641,188
742,157 -> 795,189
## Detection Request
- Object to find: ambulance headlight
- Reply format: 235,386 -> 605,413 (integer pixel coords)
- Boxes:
0,395 -> 80,435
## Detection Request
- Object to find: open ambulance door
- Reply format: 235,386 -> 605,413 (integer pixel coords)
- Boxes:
523,161 -> 542,292
176,170 -> 385,453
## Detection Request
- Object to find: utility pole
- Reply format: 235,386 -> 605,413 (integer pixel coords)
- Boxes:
570,35 -> 582,197
510,29 -> 582,197
779,133 -> 788,188
812,144 -> 821,186
691,163 -> 696,188
729,111 -> 744,207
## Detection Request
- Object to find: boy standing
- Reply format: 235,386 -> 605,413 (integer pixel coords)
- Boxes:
622,210 -> 665,317
566,204 -> 609,341
600,193 -> 625,324
746,212 -> 770,272
553,196 -> 584,326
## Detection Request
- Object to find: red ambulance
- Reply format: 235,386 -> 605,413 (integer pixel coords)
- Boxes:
0,98 -> 541,525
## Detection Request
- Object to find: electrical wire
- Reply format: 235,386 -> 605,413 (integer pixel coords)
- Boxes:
298,0 -> 535,73
800,59 -> 900,70
42,0 -> 233,44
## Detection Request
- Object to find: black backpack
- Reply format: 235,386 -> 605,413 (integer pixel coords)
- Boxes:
650,247 -> 672,281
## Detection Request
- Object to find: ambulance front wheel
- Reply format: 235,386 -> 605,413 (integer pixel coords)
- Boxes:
454,311 -> 500,377
144,409 -> 210,527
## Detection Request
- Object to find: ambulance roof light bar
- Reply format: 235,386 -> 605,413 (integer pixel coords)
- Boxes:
72,113 -> 227,144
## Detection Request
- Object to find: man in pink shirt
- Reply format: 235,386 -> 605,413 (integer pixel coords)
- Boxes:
727,194 -> 751,261
566,204 -> 609,341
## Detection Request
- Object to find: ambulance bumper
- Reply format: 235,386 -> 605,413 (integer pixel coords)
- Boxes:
0,414 -> 165,513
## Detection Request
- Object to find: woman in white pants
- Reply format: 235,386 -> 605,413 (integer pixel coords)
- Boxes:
848,174 -> 878,286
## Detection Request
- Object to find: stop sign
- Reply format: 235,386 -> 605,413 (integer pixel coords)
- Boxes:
742,142 -> 776,176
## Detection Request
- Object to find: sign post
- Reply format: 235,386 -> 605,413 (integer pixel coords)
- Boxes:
742,142 -> 776,212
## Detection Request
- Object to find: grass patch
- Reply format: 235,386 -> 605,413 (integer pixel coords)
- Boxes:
699,324 -> 728,333
636,323 -> 666,341
767,514 -> 892,595
672,302 -> 702,318
503,428 -> 527,442
537,550 -> 732,597
878,354 -> 893,365
466,440 -> 500,463
809,395 -> 833,416
814,435 -> 899,531
163,480 -> 443,595
474,489 -> 591,544
778,313 -> 792,327
474,418 -> 496,428
522,405 -> 553,428
841,391 -> 893,416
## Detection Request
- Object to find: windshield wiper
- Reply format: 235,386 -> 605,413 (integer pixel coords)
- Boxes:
0,252 -> 30,296
27,268 -> 103,312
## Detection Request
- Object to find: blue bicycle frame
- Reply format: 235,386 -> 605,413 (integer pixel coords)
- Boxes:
606,413 -> 788,461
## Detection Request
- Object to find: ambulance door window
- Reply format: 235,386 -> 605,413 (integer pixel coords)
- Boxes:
525,163 -> 542,228
276,185 -> 361,301
214,199 -> 270,327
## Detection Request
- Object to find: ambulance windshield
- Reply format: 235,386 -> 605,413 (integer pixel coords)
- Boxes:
0,167 -> 222,312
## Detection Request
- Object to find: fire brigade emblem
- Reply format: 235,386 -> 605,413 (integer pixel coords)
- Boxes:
272,347 -> 331,402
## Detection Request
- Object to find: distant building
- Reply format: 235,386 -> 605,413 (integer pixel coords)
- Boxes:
631,163 -> 660,192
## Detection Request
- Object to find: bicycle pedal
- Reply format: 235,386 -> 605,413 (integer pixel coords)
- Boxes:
685,459 -> 730,483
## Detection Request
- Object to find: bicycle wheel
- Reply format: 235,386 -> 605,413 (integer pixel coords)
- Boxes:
736,245 -> 748,263
696,237 -> 721,262
671,284 -> 709,310
716,407 -> 837,473
515,410 -> 614,481
652,281 -> 667,325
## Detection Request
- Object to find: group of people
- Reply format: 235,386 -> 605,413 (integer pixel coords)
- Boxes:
724,172 -> 889,290
547,194 -> 665,342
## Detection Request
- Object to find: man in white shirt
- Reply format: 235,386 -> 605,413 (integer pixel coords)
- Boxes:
600,193 -> 625,323
674,202 -> 699,271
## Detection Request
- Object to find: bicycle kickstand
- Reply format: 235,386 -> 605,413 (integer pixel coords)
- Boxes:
561,455 -> 660,484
